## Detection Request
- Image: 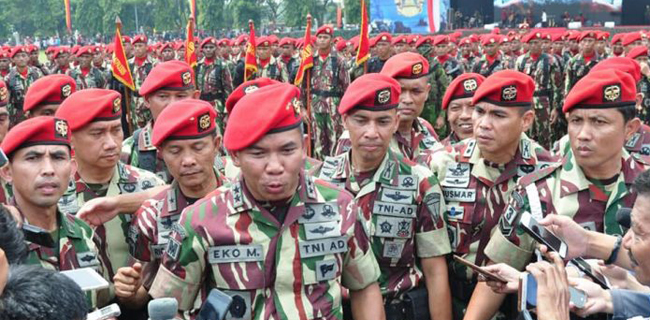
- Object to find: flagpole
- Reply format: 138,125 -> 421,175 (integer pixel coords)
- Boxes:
305,15 -> 313,158
116,16 -> 133,136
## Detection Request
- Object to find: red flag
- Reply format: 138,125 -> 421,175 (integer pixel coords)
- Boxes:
111,17 -> 135,91
189,0 -> 197,21
64,0 -> 72,34
244,20 -> 257,81
294,15 -> 314,86
185,18 -> 197,68
356,0 -> 370,66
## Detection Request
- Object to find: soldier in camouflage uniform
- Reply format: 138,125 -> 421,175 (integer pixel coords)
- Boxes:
0,50 -> 11,78
472,35 -> 506,78
317,73 -> 452,320
627,47 -> 650,124
466,69 -> 648,320
515,32 -> 563,149
122,61 -> 200,183
416,37 -> 450,135
23,74 -> 75,118
5,46 -> 43,126
279,37 -> 300,83
564,30 -> 601,96
196,37 -> 233,134
0,81 -> 9,147
67,46 -> 107,90
350,32 -> 393,81
458,38 -> 477,73
158,43 -> 176,63
113,100 -> 228,309
440,73 -> 485,146
335,53 -> 441,159
55,89 -> 165,280
304,25 -> 350,160
47,47 -> 71,75
150,83 -> 384,319
432,35 -> 464,80
251,36 -> 289,83
129,35 -> 158,129
0,116 -> 108,309
419,70 -> 558,320
27,45 -> 49,76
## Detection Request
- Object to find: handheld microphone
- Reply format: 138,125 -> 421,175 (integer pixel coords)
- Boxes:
616,207 -> 632,230
197,289 -> 234,320
148,297 -> 178,320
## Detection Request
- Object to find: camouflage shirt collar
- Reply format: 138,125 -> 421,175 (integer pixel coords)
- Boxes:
138,122 -> 156,151
560,148 -> 640,196
346,149 -> 401,187
466,133 -> 543,166
15,203 -> 81,240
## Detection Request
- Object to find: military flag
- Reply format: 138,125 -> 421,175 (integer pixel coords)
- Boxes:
244,20 -> 257,81
185,17 -> 198,68
356,0 -> 370,66
64,0 -> 72,34
189,0 -> 197,21
294,15 -> 314,86
111,17 -> 135,91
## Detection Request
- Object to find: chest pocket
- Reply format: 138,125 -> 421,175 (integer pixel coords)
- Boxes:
299,202 -> 345,286
371,177 -> 418,267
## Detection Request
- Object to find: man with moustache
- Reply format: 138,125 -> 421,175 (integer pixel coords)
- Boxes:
440,73 -> 485,146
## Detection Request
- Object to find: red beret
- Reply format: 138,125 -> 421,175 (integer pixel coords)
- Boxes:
1,117 -> 71,155
563,70 -> 636,113
338,73 -> 401,115
0,50 -> 9,59
481,34 -> 501,46
158,42 -> 174,53
25,45 -> 37,53
407,35 -> 420,44
55,89 -> 122,131
51,47 -> 69,59
218,38 -> 232,46
105,44 -> 115,54
591,57 -> 641,83
415,36 -> 432,48
369,36 -> 380,47
459,37 -> 472,46
139,61 -> 194,96
224,83 -> 302,151
279,37 -> 295,47
551,33 -> 565,42
335,40 -> 348,52
381,52 -> 429,79
611,33 -> 624,44
433,35 -> 449,46
257,36 -> 271,47
316,25 -> 334,37
201,37 -> 218,48
70,45 -> 80,55
225,78 -> 280,114
376,32 -> 392,44
24,75 -> 76,112
392,35 -> 407,45
522,32 -> 543,43
442,73 -> 486,110
469,34 -> 480,42
75,46 -> 94,57
597,31 -> 610,41
623,32 -> 643,47
579,30 -> 597,42
152,99 -> 217,147
471,70 -> 535,107
0,81 -> 8,107
627,46 -> 649,60
122,36 -> 132,44
132,35 -> 148,45
234,35 -> 248,46
174,42 -> 185,50
10,46 -> 26,58
268,35 -> 279,44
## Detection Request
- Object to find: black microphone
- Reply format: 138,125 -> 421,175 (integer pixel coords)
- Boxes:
616,207 -> 632,230
148,297 -> 177,320
197,289 -> 234,320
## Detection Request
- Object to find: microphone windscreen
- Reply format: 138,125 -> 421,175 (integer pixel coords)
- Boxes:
148,297 -> 178,320
616,207 -> 632,230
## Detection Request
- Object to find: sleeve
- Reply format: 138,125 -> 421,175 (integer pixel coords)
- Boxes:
550,58 -> 564,111
339,57 -> 350,93
222,62 -> 233,97
129,200 -> 157,262
148,207 -> 207,311
341,201 -> 381,291
279,63 -> 289,83
611,289 -> 650,320
416,171 -> 452,258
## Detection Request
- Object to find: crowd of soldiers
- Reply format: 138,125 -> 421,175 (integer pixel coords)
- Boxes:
1,23 -> 650,320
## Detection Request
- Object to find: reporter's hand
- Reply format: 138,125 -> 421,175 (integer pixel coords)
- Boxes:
480,263 -> 521,294
538,214 -> 589,260
569,277 -> 613,317
527,252 -> 570,320
78,197 -> 120,227
113,263 -> 143,299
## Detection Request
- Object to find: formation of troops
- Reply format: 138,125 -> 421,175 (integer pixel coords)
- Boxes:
2,23 -> 650,320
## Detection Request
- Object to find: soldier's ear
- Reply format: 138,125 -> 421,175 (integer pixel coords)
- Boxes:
230,151 -> 242,168
0,163 -> 12,184
69,158 -> 78,180
625,117 -> 641,141
192,89 -> 201,99
636,93 -> 644,107
341,114 -> 349,131
521,109 -> 535,132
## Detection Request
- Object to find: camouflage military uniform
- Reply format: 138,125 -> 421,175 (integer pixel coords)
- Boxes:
433,56 -> 464,80
128,173 -> 226,289
554,125 -> 650,159
638,76 -> 650,125
129,56 -> 157,128
564,53 -> 601,96
459,55 -> 477,73
515,52 -> 563,149
149,172 -> 381,318
281,56 -> 300,83
350,56 -> 388,81
472,55 -> 506,77
485,149 -> 646,271
20,208 -> 107,309
316,149 -> 451,312
334,117 -> 441,160
203,59 -> 234,134
120,122 -> 172,183
305,53 -> 350,160
422,63 -> 450,135
417,134 -> 558,319
253,56 -> 289,83
502,54 -> 517,70
5,66 -> 42,126
67,66 -> 107,89
57,162 -> 165,278
441,132 -> 462,147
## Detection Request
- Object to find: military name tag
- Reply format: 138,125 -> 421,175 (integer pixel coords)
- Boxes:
442,188 -> 476,202
442,162 -> 471,188
447,206 -> 465,221
299,203 -> 340,223
380,187 -> 414,204
372,201 -> 417,218
77,252 -> 100,268
208,245 -> 264,264
382,239 -> 405,258
299,236 -> 348,258
152,244 -> 166,258
304,221 -> 341,240
374,216 -> 413,239
398,175 -> 418,190
315,259 -> 338,282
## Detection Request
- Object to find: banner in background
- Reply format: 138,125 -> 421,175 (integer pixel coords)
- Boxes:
370,0 -> 449,34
